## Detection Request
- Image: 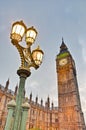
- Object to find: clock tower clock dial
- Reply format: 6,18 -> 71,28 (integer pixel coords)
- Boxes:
59,58 -> 68,66
56,39 -> 85,130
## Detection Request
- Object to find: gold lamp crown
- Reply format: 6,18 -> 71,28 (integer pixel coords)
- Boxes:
10,21 -> 26,43
25,26 -> 38,46
32,46 -> 44,66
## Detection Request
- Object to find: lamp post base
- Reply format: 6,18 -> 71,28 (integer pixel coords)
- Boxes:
17,68 -> 31,78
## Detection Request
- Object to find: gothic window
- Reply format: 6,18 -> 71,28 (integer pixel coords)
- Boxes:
0,119 -> 2,125
31,109 -> 34,115
66,97 -> 68,103
55,118 -> 58,122
0,98 -> 1,102
33,110 -> 34,115
7,98 -> 10,103
39,111 -> 40,115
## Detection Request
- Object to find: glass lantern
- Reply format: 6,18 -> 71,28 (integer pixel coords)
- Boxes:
10,21 -> 26,42
32,46 -> 44,66
25,26 -> 37,46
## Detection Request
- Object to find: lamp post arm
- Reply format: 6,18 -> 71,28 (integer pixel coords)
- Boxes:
11,40 -> 25,68
15,44 -> 25,68
12,40 -> 38,70
25,47 -> 39,69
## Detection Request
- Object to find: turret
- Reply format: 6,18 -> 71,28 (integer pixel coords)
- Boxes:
5,79 -> 9,91
14,84 -> 18,95
29,92 -> 32,102
35,96 -> 38,104
41,98 -> 43,106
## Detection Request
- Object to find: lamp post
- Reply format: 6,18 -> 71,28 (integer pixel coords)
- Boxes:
4,20 -> 44,130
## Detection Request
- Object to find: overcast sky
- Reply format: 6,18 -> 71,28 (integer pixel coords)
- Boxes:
0,0 -> 86,121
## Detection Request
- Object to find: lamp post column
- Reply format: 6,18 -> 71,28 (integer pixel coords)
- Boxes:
13,69 -> 31,130
4,99 -> 16,130
20,99 -> 30,130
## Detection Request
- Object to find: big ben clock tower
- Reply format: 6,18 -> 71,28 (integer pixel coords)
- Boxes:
56,39 -> 86,130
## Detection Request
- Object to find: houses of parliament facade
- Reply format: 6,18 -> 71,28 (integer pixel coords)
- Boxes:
0,40 -> 86,130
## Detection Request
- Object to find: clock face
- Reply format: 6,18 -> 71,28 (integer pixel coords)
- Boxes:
59,58 -> 68,66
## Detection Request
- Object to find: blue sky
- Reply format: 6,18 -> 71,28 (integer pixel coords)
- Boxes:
0,0 -> 86,121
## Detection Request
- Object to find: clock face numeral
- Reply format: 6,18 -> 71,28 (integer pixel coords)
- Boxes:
59,58 -> 67,66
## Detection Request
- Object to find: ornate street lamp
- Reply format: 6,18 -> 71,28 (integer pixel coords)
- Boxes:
4,20 -> 44,130
10,21 -> 44,71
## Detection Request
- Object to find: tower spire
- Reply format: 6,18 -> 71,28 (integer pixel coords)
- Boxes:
5,78 -> 9,91
60,38 -> 68,53
35,95 -> 38,104
14,84 -> 18,95
41,98 -> 43,106
62,37 -> 64,43
30,92 -> 32,101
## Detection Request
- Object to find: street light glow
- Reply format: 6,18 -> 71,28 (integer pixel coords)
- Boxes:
32,46 -> 44,66
25,26 -> 38,46
10,21 -> 26,42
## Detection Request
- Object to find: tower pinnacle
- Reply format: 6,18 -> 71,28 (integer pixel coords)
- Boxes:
5,78 -> 9,91
60,38 -> 68,53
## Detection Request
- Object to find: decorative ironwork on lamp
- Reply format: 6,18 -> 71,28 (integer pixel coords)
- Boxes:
10,20 -> 44,72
